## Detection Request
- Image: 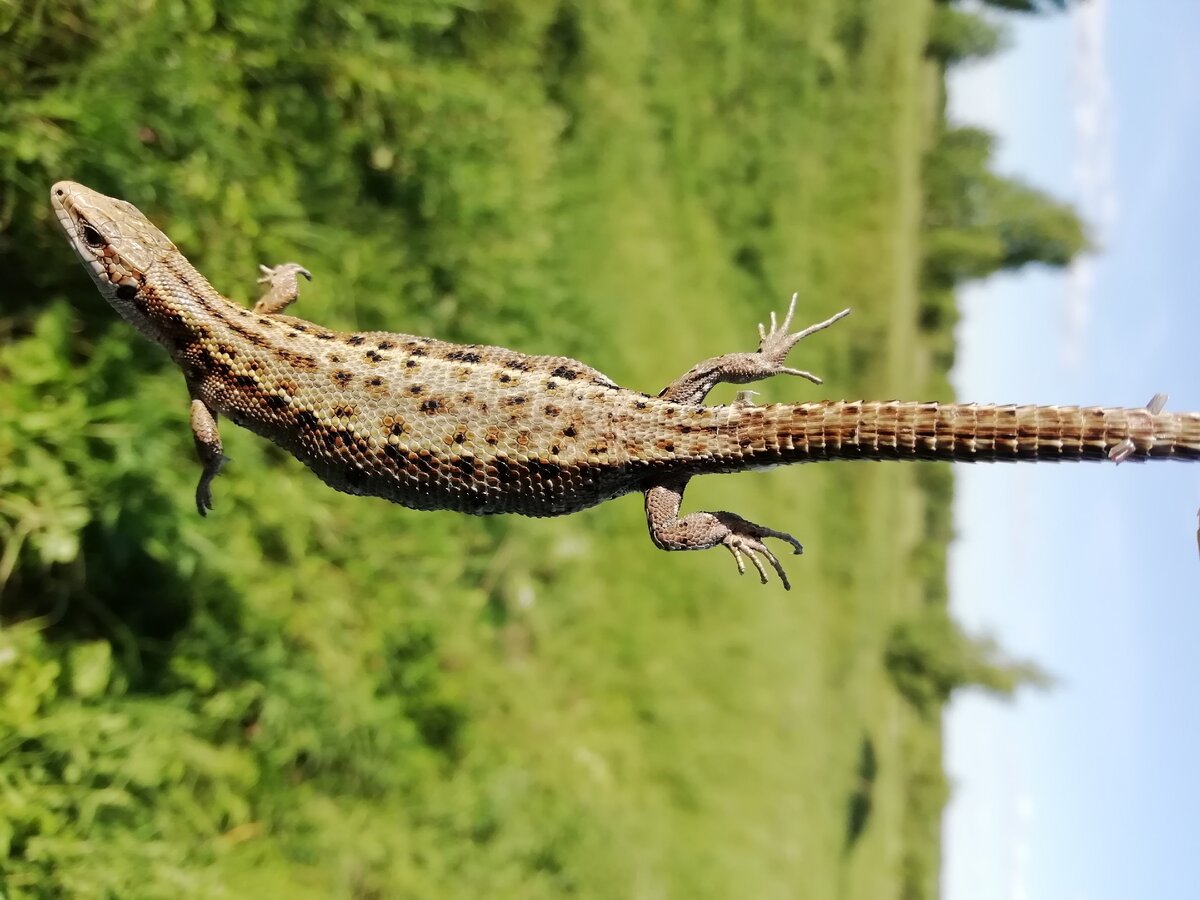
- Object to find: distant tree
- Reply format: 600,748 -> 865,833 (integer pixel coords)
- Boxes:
885,607 -> 1053,717
977,0 -> 1075,12
942,0 -> 1078,13
927,7 -> 1010,65
922,125 -> 1090,285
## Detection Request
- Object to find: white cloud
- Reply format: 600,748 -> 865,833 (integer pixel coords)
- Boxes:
1063,0 -> 1116,367
1010,789 -> 1035,900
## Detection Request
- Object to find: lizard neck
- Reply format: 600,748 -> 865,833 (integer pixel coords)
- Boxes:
129,254 -> 269,374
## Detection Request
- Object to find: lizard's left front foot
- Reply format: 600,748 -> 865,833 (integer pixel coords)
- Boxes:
716,512 -> 804,590
254,262 -> 312,315
755,293 -> 851,385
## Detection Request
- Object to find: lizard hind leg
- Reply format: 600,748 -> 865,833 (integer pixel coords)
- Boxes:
253,262 -> 312,314
644,479 -> 804,590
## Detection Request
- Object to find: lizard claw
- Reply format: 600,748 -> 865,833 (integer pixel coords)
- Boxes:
254,262 -> 312,314
257,262 -> 312,284
194,454 -> 229,517
717,513 -> 803,591
756,293 -> 850,384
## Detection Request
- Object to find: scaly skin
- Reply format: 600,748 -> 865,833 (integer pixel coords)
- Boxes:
51,181 -> 1200,588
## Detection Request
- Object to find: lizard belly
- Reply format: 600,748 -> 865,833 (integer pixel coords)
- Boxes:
200,365 -> 653,517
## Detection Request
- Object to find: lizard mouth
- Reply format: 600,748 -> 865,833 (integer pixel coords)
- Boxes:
51,181 -> 157,299
51,182 -> 111,286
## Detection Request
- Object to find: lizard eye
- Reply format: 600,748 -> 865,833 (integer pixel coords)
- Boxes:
80,223 -> 104,249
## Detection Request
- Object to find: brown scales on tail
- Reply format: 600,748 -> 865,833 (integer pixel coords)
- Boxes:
699,399 -> 1200,472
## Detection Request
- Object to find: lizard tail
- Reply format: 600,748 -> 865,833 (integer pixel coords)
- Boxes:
686,400 -> 1200,471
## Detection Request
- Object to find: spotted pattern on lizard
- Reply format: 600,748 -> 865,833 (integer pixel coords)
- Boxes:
51,181 -> 1200,588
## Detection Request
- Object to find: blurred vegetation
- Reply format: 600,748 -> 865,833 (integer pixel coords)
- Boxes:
1,0 -> 1077,897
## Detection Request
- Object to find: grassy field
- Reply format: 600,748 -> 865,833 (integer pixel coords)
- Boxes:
0,1 -> 955,897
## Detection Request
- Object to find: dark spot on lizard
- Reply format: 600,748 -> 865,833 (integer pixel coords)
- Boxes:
233,374 -> 257,388
405,358 -> 420,369
498,373 -> 513,384
420,398 -> 443,414
588,445 -> 608,456
563,425 -> 577,438
544,405 -> 561,417
408,385 -> 423,395
504,358 -> 532,371
453,456 -> 477,477
489,458 -> 514,482
277,348 -> 319,370
408,346 -> 427,357
365,349 -> 385,363
332,370 -> 354,387
378,340 -> 395,351
330,354 -> 341,363
368,376 -> 385,388
258,317 -> 273,326
504,396 -> 527,406
296,410 -> 319,429
551,444 -> 560,455
389,421 -> 406,436
551,366 -> 577,380
446,350 -> 481,364
526,460 -> 560,483
347,334 -> 366,346
635,400 -> 648,410
266,394 -> 289,410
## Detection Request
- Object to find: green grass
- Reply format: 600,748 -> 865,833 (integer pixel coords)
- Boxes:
0,1 -> 953,897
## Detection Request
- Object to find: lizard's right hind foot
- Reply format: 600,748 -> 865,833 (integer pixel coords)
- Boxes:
253,262 -> 312,314
644,482 -> 803,590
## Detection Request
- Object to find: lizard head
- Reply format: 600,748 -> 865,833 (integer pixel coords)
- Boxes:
51,181 -> 177,305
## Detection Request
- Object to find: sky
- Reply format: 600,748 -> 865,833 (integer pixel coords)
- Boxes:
943,3 -> 1200,900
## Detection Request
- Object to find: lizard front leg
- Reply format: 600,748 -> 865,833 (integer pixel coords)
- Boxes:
253,262 -> 312,314
189,394 -> 228,517
658,294 -> 849,404
645,477 -> 804,590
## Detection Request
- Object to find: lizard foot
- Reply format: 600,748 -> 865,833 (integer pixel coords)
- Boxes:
195,454 -> 229,517
254,262 -> 313,315
716,512 -> 803,591
756,293 -> 851,385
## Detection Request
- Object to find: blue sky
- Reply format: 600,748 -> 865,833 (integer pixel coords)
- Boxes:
944,3 -> 1200,900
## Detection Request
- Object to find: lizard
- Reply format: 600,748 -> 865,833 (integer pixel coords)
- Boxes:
51,180 -> 1200,589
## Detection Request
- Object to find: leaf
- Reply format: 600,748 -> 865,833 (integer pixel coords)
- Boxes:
68,642 -> 112,700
